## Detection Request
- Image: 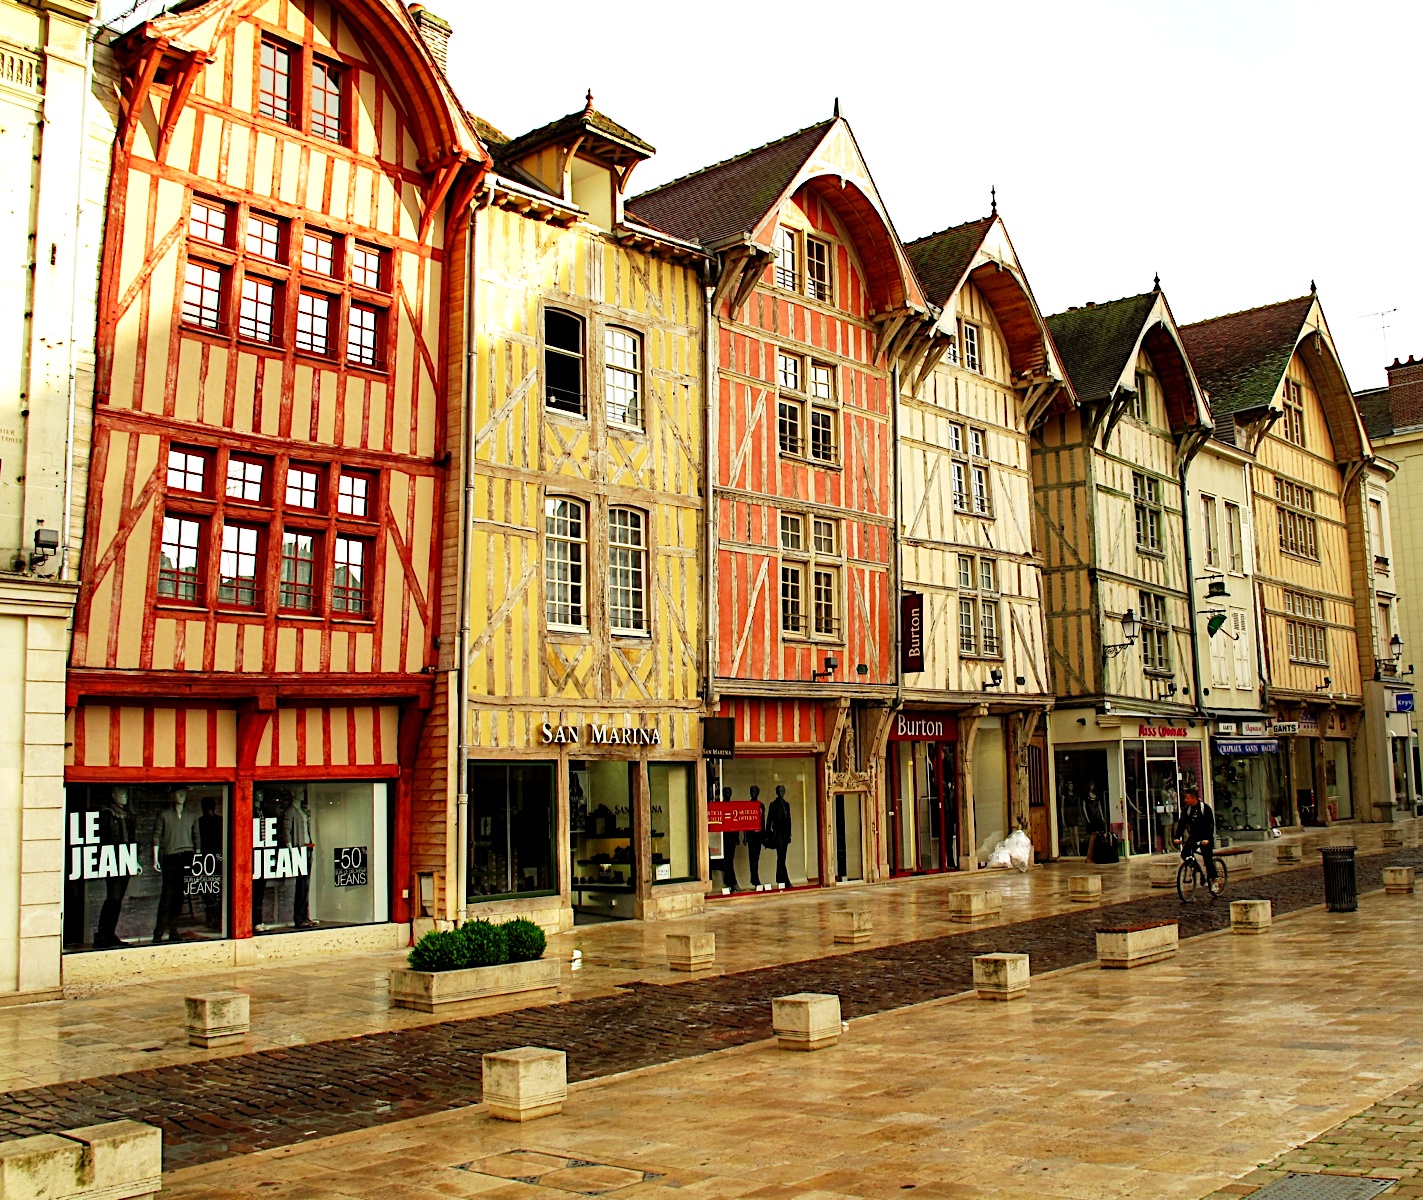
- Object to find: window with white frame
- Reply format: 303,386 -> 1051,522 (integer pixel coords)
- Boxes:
959,320 -> 980,373
957,553 -> 1001,656
545,309 -> 585,415
1139,590 -> 1170,673
805,237 -> 831,302
1133,472 -> 1162,553
1282,378 -> 1306,447
808,362 -> 837,464
545,497 -> 586,629
774,226 -> 833,303
780,511 -> 841,639
608,507 -> 647,634
1131,369 -> 1149,422
605,327 -> 643,427
950,422 -> 991,514
775,227 -> 799,290
777,350 -> 806,456
1274,477 -> 1318,560
1284,590 -> 1327,664
1225,502 -> 1244,573
1201,494 -> 1219,568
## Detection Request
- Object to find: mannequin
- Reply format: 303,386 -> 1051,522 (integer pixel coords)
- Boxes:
717,786 -> 740,892
94,786 -> 136,949
765,784 -> 793,887
281,791 -> 316,928
744,785 -> 765,888
152,788 -> 195,943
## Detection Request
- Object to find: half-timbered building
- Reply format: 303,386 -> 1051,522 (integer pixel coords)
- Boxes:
632,114 -> 938,892
897,211 -> 1070,869
1039,288 -> 1213,858
443,96 -> 708,929
62,0 -> 486,981
1183,293 -> 1406,825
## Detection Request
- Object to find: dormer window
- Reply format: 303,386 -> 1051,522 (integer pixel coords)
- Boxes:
775,227 -> 833,304
776,228 -> 799,290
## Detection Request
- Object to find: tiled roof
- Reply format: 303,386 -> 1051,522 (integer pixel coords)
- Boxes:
1044,293 -> 1159,403
1355,385 -> 1394,440
467,112 -> 509,149
498,100 -> 654,163
628,119 -> 836,247
1179,295 -> 1315,417
904,217 -> 994,307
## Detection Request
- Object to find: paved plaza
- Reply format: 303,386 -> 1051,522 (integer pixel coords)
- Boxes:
6,830 -> 1423,1197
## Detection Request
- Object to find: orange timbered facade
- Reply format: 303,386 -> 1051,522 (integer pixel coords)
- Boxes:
63,0 -> 485,973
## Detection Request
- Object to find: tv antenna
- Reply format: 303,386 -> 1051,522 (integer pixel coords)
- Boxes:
1361,307 -> 1398,363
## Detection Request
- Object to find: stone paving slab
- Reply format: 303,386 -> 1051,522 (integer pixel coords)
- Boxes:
0,848 -> 1414,1173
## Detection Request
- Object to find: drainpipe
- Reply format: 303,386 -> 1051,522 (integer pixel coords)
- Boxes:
454,193 -> 480,922
1179,441 -> 1207,722
703,268 -> 718,710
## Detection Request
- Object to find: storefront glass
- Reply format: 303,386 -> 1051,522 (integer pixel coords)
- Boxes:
650,762 -> 695,883
1323,739 -> 1352,820
468,762 -> 556,901
571,761 -> 635,913
253,781 -> 388,933
973,722 -> 1008,864
834,792 -> 865,881
715,757 -> 820,890
1212,740 -> 1286,837
1123,740 -> 1202,855
63,783 -> 229,953
1393,737 -> 1412,810
1054,749 -> 1109,858
890,741 -> 957,873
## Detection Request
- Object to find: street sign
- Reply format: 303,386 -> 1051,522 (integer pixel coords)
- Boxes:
1398,694 -> 1416,714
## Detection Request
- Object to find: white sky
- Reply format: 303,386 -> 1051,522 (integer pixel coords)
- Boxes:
441,0 -> 1421,390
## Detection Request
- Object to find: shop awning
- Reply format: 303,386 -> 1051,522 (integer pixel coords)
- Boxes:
1215,738 -> 1280,756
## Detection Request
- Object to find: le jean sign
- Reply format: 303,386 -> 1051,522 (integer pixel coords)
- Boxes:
540,722 -> 662,746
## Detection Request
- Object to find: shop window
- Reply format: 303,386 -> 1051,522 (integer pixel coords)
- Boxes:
310,59 -> 344,143
189,197 -> 230,245
252,782 -> 388,933
337,470 -> 374,517
545,309 -> 585,414
245,212 -> 282,260
608,506 -> 647,634
467,762 -> 556,901
1133,472 -> 1162,553
571,761 -> 636,917
332,534 -> 369,614
296,291 -> 332,355
167,446 -> 211,494
63,784 -> 229,953
218,523 -> 262,608
158,515 -> 204,603
712,758 -> 820,890
279,530 -> 319,611
238,276 -> 280,343
605,327 -> 642,427
545,497 -> 586,629
182,261 -> 226,330
1323,739 -> 1351,821
1054,749 -> 1109,859
1214,741 -> 1286,836
650,763 -> 696,883
225,455 -> 268,504
259,38 -> 294,125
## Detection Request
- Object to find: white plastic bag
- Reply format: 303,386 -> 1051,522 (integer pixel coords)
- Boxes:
986,829 -> 1033,871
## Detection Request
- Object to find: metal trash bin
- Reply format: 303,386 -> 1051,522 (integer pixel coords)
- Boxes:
1320,845 -> 1357,912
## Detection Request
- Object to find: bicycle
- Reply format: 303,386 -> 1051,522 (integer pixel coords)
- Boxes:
1176,843 -> 1228,903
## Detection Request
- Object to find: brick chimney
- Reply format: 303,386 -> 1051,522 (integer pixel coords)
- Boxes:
1386,354 -> 1423,429
407,4 -> 451,72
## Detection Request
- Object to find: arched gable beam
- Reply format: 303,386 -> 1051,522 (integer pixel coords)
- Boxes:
791,175 -> 918,314
964,263 -> 1049,381
139,0 -> 487,171
1294,326 -> 1370,464
1098,297 -> 1212,453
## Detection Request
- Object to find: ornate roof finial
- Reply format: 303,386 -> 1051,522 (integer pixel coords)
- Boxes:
990,185 -> 997,214
833,97 -> 841,118
1153,272 -> 1161,291
1310,279 -> 1317,294
584,89 -> 594,114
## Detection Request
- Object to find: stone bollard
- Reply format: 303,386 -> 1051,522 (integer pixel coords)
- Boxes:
482,1047 -> 567,1121
1068,875 -> 1102,903
1384,828 -> 1405,849
1276,843 -> 1302,864
1230,899 -> 1272,935
1096,922 -> 1178,968
1384,866 -> 1416,895
185,990 -> 250,1048
1148,858 -> 1178,888
0,1120 -> 161,1200
772,993 -> 841,1051
831,909 -> 873,945
972,953 -> 1030,1001
948,890 -> 1001,923
666,932 -> 715,971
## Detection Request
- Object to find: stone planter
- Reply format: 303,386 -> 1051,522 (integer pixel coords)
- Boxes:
185,990 -> 250,1048
1230,899 -> 1272,934
666,932 -> 715,971
482,1047 -> 566,1122
772,993 -> 841,1051
948,890 -> 1001,922
972,953 -> 1030,1000
1276,844 -> 1302,864
1384,866 -> 1415,895
1096,922 -> 1178,969
1148,858 -> 1178,888
390,957 -> 559,1012
0,1120 -> 161,1199
831,909 -> 872,944
1068,875 -> 1102,902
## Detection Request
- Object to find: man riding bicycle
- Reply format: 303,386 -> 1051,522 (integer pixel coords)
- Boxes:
1173,789 -> 1217,883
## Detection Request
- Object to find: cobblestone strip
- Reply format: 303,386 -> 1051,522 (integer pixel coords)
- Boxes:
1204,1075 -> 1423,1196
2,848 -> 1413,1171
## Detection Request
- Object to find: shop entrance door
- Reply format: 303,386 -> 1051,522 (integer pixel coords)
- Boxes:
1026,738 -> 1049,860
889,742 -> 958,873
834,792 -> 865,881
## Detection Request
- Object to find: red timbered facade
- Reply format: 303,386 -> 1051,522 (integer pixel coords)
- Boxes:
633,115 -> 938,891
62,0 -> 485,977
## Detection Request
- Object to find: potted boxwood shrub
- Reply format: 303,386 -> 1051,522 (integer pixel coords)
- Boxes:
390,918 -> 558,1012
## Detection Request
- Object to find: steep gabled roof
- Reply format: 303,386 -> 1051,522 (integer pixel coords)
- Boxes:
629,119 -> 835,247
1355,386 -> 1393,440
904,217 -> 994,308
1045,293 -> 1160,404
1179,295 -> 1316,417
498,96 -> 654,165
